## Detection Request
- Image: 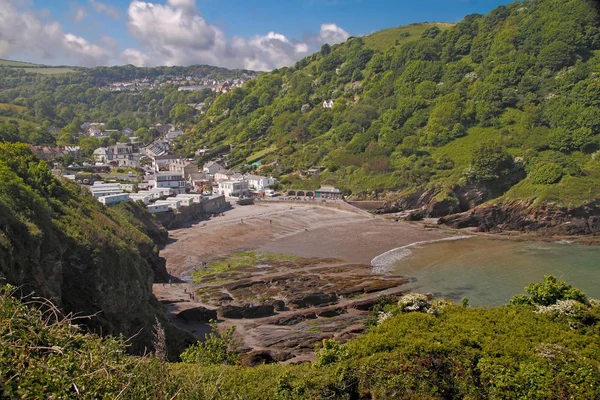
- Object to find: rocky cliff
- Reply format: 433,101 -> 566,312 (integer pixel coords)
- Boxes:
0,143 -> 192,356
439,200 -> 600,235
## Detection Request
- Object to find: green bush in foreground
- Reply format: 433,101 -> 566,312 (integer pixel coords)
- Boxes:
0,285 -> 173,399
3,276 -> 600,399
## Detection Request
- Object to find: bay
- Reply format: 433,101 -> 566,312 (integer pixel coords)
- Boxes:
386,237 -> 600,306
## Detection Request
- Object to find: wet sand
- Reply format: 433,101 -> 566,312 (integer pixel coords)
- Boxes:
160,201 -> 451,278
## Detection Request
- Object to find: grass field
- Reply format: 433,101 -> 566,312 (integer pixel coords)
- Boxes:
246,144 -> 277,163
0,59 -> 42,67
364,22 -> 455,52
21,67 -> 76,75
0,59 -> 76,75
0,103 -> 26,113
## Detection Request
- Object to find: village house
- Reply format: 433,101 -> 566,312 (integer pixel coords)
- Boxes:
214,168 -> 237,182
244,174 -> 278,192
169,159 -> 199,179
202,161 -> 222,178
152,153 -> 183,171
92,144 -> 140,168
153,171 -> 186,194
217,179 -> 249,198
145,140 -> 169,157
165,129 -> 184,141
188,172 -> 209,191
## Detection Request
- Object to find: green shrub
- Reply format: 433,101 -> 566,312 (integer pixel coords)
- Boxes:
529,162 -> 564,184
180,321 -> 239,365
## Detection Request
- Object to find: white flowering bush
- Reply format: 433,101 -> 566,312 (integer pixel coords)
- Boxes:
535,299 -> 593,328
377,311 -> 393,325
398,294 -> 431,313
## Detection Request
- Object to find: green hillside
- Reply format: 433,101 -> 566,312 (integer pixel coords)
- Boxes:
364,22 -> 455,52
177,0 -> 600,214
0,143 -> 189,355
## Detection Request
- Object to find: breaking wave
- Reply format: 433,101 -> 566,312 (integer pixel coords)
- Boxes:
371,235 -> 473,273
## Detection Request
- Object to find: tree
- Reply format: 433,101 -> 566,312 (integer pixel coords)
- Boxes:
468,141 -> 513,182
421,26 -> 442,39
509,275 -> 588,306
105,118 -> 122,131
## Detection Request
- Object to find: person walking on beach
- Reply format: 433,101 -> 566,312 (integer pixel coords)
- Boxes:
269,219 -> 272,225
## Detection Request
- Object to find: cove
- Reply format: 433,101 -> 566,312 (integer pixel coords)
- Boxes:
385,236 -> 600,307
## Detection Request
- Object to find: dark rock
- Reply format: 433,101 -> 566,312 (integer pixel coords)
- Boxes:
217,304 -> 275,319
177,306 -> 217,323
264,299 -> 285,311
218,304 -> 244,319
289,292 -> 338,309
351,299 -> 378,311
239,350 -> 293,366
268,312 -> 317,326
242,304 -> 275,318
317,308 -> 347,318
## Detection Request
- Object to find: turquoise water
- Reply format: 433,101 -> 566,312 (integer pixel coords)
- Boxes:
385,237 -> 600,307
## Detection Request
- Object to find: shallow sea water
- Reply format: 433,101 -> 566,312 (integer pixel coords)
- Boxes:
378,236 -> 600,306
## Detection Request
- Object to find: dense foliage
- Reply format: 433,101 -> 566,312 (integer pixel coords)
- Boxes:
178,0 -> 600,207
0,143 -> 184,354
3,276 -> 599,399
0,64 -> 254,146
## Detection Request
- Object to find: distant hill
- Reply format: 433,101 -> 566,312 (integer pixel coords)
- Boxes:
0,58 -> 77,75
363,22 -> 455,52
176,0 -> 600,230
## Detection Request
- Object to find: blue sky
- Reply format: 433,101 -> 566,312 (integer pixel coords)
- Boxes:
1,0 -> 511,70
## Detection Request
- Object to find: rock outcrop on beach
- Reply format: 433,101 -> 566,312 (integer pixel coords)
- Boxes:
439,200 -> 600,235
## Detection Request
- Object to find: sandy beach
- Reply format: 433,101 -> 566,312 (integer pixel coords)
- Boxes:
155,200 -> 458,361
160,200 -> 451,278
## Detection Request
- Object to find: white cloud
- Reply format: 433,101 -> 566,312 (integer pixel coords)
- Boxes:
319,23 -> 350,44
123,0 -> 349,70
0,0 -> 112,66
74,7 -> 87,23
89,0 -> 121,20
0,0 -> 350,70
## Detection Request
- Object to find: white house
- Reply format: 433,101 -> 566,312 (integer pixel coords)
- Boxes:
152,153 -> 183,171
169,159 -> 199,179
203,161 -> 222,178
92,144 -> 140,168
217,179 -> 249,198
153,172 -> 186,194
147,203 -> 170,213
214,168 -> 237,182
90,183 -> 123,198
244,174 -> 278,192
98,193 -> 130,206
154,199 -> 181,210
129,193 -> 151,204
176,194 -> 203,203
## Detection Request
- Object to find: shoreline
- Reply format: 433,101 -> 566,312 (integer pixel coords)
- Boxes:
155,201 -> 599,360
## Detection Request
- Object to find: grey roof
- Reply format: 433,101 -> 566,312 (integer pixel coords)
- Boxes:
316,186 -> 341,194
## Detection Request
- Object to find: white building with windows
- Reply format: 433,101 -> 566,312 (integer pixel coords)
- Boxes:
217,179 -> 249,198
244,174 -> 278,192
98,193 -> 130,206
153,172 -> 186,194
92,144 -> 140,168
